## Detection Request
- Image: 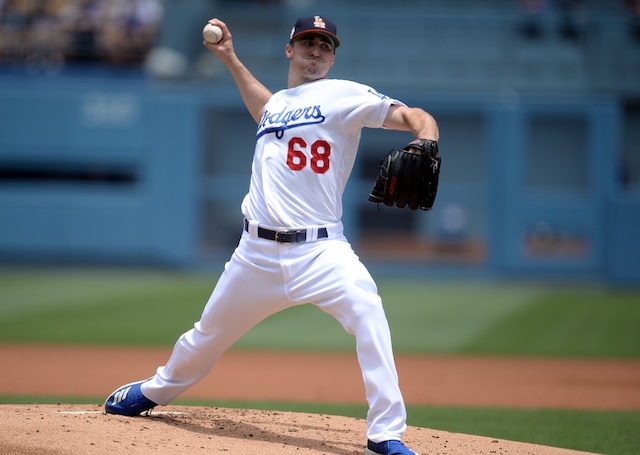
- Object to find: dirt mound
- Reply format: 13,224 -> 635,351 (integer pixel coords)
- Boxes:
0,404 -> 598,455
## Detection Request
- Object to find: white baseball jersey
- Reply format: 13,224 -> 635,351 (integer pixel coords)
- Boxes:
242,79 -> 405,227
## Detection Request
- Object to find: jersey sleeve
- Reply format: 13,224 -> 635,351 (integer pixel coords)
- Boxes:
337,81 -> 406,136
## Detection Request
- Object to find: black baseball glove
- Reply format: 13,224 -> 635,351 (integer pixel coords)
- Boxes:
368,139 -> 441,210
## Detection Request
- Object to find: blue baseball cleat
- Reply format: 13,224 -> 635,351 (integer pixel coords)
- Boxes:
104,379 -> 157,417
366,439 -> 419,455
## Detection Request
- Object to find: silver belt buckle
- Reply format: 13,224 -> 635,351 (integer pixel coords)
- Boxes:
275,229 -> 306,242
274,229 -> 287,242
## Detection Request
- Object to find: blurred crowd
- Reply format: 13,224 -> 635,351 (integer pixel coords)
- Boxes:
627,0 -> 640,40
0,0 -> 163,72
2,0 -> 639,76
518,0 -> 640,41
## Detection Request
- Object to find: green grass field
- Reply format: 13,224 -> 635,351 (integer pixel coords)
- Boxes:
1,267 -> 639,454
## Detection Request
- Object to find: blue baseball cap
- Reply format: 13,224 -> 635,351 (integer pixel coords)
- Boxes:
289,16 -> 340,48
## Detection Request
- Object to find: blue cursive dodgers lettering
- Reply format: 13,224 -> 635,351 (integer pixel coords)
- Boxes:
257,105 -> 325,139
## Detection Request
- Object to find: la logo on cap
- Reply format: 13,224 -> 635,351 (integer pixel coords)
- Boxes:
313,16 -> 326,29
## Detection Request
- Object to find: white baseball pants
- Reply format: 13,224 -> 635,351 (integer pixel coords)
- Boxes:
142,227 -> 407,442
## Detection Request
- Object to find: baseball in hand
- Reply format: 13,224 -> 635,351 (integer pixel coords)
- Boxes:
203,24 -> 223,44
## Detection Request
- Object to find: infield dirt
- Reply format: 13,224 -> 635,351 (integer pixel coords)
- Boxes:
2,345 -> 639,454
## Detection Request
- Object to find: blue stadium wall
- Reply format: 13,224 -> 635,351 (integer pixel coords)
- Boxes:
1,2 -> 639,284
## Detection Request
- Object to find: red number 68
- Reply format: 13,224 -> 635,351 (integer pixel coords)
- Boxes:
287,137 -> 331,174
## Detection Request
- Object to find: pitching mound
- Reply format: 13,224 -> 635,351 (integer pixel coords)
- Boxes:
1,404 -> 598,455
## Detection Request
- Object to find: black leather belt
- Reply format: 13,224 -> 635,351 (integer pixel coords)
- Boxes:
244,219 -> 328,243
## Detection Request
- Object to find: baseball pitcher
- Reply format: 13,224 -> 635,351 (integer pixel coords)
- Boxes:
105,15 -> 440,455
